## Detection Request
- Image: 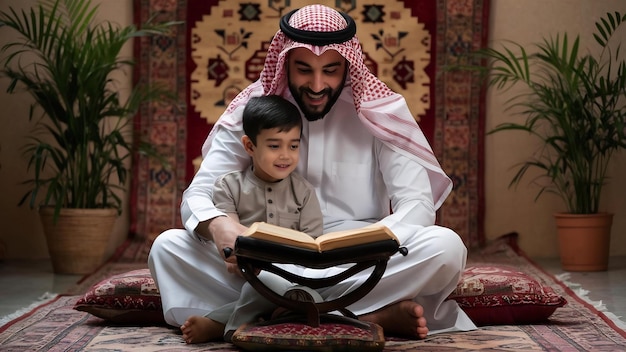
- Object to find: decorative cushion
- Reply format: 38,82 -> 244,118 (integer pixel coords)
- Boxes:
74,264 -> 566,328
73,269 -> 165,325
448,264 -> 567,326
231,316 -> 385,352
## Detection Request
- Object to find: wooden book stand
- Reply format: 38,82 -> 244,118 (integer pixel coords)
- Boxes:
234,236 -> 406,327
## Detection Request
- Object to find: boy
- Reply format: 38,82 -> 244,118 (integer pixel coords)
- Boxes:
212,94 -> 323,237
181,95 -> 323,342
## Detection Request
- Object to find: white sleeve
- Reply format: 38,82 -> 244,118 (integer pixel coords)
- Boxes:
376,140 -> 438,232
181,125 -> 250,234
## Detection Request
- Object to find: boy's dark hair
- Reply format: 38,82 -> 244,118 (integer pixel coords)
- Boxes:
242,95 -> 302,144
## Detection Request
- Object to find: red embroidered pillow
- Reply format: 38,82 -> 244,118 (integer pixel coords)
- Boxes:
231,318 -> 385,352
74,269 -> 165,324
448,264 -> 567,326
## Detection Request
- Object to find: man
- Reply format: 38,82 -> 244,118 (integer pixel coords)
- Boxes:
148,4 -> 476,344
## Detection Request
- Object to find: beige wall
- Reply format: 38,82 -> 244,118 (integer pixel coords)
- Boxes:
1,0 -> 625,259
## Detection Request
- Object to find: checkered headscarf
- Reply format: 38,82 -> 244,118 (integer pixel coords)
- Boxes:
206,4 -> 452,208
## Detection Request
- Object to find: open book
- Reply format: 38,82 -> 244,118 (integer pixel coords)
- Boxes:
239,221 -> 399,252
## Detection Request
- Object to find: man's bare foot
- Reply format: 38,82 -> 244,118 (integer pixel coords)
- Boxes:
359,300 -> 428,339
180,316 -> 225,344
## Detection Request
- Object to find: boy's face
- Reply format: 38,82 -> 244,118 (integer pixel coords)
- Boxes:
242,126 -> 301,182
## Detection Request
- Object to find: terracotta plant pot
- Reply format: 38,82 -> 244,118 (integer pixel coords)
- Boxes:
554,212 -> 613,272
39,207 -> 118,274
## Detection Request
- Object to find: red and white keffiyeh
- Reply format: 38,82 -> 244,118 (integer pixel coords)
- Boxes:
204,4 -> 452,207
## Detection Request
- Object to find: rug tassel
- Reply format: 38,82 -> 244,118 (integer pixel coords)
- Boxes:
555,273 -> 626,330
0,292 -> 58,326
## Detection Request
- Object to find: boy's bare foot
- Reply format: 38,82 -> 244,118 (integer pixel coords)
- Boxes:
359,300 -> 428,339
180,316 -> 225,344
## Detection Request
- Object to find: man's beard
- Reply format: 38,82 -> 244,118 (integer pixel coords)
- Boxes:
288,75 -> 346,122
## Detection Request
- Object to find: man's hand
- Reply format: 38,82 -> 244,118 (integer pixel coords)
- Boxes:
198,216 -> 248,276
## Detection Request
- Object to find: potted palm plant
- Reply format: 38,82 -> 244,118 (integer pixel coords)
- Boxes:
0,0 -> 178,273
460,12 -> 626,271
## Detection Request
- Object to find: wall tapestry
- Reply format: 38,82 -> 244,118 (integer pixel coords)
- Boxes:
131,0 -> 489,248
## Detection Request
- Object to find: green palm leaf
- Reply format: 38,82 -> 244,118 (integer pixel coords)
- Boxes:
1,0 -> 181,221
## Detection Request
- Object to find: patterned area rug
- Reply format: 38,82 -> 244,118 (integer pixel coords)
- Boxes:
1,235 -> 625,351
131,0 -> 487,248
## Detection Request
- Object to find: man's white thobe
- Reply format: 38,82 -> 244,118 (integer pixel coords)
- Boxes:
148,87 -> 477,334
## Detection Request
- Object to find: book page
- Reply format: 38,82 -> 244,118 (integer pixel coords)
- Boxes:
243,222 -> 319,251
315,225 -> 398,251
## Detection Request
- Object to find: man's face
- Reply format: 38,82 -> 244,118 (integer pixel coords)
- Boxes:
287,48 -> 347,121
